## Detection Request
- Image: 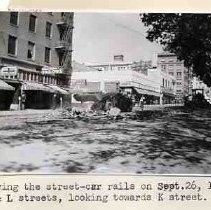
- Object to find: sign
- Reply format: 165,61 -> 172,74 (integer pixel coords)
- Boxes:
42,67 -> 64,75
0,66 -> 18,76
71,79 -> 87,86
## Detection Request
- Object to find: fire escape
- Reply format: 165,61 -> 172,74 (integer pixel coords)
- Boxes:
55,12 -> 74,87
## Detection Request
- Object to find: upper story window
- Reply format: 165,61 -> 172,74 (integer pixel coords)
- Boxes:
161,64 -> 166,70
168,65 -> 174,69
46,22 -> 52,38
8,35 -> 17,55
177,72 -> 182,77
10,12 -> 18,26
27,41 -> 35,60
29,14 -> 36,32
44,47 -> 51,63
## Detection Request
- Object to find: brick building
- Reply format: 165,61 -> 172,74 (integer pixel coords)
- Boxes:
0,12 -> 73,109
157,53 -> 191,102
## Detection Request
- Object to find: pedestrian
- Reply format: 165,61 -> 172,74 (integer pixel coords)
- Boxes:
52,93 -> 57,110
21,92 -> 26,110
60,96 -> 63,109
139,96 -> 145,111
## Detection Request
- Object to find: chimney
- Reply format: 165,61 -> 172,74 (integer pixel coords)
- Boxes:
114,55 -> 124,62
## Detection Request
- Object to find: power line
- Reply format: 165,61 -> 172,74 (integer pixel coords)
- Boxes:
99,14 -> 162,53
99,14 -> 147,39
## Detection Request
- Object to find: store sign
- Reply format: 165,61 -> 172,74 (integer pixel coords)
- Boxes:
42,67 -> 63,74
0,66 -> 18,76
71,79 -> 87,86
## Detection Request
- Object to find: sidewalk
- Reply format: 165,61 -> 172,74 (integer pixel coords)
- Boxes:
0,109 -> 62,117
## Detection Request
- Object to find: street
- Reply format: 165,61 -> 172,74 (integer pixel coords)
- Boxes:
0,109 -> 211,173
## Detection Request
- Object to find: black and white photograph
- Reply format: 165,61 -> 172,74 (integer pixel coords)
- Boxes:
0,12 -> 211,174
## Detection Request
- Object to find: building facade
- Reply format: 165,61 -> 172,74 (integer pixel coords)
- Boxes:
157,53 -> 191,102
71,60 -> 176,105
0,12 -> 74,109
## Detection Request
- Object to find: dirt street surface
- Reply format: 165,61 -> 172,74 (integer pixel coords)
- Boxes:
0,109 -> 211,174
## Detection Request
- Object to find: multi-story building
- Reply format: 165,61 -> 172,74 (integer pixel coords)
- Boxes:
87,55 -> 152,75
157,53 -> 191,102
71,58 -> 176,105
0,12 -> 73,109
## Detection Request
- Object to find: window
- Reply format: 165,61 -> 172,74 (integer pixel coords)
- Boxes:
29,14 -> 36,32
27,41 -> 35,60
10,12 -> 18,25
58,53 -> 63,66
46,22 -> 52,38
168,65 -> 174,69
27,73 -> 30,81
8,35 -> 17,55
169,72 -> 174,76
44,47 -> 51,63
177,72 -> 182,77
177,82 -> 182,85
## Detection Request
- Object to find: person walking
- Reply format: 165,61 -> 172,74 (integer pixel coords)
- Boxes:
139,96 -> 145,111
21,92 -> 26,110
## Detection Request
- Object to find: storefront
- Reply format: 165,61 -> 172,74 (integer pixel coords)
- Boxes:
21,82 -> 68,109
0,79 -> 15,110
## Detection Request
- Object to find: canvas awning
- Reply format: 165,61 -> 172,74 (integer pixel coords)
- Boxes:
0,79 -> 15,91
134,87 -> 160,97
47,85 -> 68,94
21,82 -> 55,93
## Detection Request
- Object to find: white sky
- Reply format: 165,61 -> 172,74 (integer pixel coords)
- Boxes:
72,12 -> 163,65
0,0 -> 9,10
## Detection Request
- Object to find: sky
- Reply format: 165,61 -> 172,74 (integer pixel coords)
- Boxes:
72,12 -> 163,65
0,0 -> 9,10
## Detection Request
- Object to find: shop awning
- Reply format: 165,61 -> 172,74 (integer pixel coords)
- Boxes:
0,79 -> 15,91
134,87 -> 161,97
21,82 -> 55,93
47,85 -> 68,94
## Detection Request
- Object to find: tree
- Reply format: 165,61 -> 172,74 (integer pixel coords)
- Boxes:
141,13 -> 211,87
